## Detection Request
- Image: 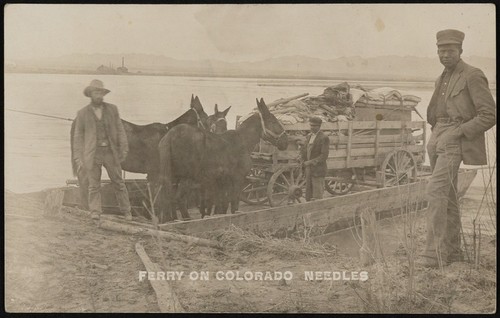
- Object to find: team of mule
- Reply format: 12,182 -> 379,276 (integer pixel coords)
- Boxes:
71,95 -> 283,223
158,98 -> 288,223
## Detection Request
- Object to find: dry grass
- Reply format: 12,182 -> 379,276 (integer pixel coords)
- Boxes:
215,225 -> 336,259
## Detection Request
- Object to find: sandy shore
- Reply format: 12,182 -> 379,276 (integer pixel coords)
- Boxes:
4,188 -> 496,313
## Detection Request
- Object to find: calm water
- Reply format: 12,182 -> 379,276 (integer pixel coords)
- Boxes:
4,73 -> 496,193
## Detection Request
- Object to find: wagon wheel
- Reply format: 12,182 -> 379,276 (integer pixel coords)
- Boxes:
240,168 -> 269,205
267,166 -> 306,207
325,173 -> 356,195
380,150 -> 418,187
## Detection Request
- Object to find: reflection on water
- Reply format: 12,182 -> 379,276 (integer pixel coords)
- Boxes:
4,73 -> 496,193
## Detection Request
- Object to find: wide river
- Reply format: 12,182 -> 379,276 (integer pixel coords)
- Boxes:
4,73 -> 496,193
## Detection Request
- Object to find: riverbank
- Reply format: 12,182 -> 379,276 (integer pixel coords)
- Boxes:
4,188 -> 496,313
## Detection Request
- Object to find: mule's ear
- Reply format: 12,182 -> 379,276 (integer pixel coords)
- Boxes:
190,94 -> 194,108
222,106 -> 231,117
257,98 -> 269,115
255,98 -> 262,114
214,104 -> 219,113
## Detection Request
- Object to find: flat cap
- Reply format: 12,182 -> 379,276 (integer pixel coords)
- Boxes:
309,116 -> 322,125
436,29 -> 465,46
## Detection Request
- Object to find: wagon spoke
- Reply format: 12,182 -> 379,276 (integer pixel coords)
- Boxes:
381,150 -> 417,187
276,194 -> 288,206
275,182 -> 289,191
281,174 -> 291,187
387,161 -> 397,174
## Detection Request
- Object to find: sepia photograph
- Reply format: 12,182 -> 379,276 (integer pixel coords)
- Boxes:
4,3 -> 496,313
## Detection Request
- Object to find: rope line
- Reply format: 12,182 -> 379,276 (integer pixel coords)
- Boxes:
6,108 -> 74,122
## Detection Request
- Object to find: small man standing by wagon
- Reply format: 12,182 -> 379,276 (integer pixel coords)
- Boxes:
73,79 -> 132,221
419,29 -> 496,267
301,116 -> 330,201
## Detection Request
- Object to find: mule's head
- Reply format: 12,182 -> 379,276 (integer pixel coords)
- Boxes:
207,104 -> 231,133
190,94 -> 209,129
256,98 -> 288,150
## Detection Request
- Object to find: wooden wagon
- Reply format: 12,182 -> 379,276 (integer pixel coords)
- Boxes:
240,95 -> 427,207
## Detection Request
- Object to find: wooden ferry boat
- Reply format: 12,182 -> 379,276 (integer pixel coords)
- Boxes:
61,167 -> 477,237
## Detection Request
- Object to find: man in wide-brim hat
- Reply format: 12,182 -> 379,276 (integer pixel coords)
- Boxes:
419,29 -> 496,268
73,79 -> 132,220
83,79 -> 110,97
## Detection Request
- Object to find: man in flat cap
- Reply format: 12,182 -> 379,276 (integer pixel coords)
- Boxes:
420,30 -> 496,267
73,79 -> 132,220
301,116 -> 330,201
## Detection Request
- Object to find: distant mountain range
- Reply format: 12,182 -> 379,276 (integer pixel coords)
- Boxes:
6,53 -> 496,82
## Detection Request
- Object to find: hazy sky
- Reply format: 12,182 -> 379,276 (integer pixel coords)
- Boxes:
4,4 -> 496,62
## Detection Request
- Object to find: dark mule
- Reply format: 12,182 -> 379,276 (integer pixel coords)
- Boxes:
70,95 -> 209,210
200,104 -> 232,215
158,98 -> 287,223
207,104 -> 231,134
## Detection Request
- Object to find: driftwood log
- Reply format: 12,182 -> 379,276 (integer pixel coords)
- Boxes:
99,219 -> 221,249
135,243 -> 185,313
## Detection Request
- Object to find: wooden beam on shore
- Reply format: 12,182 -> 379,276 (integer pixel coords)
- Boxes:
99,219 -> 221,249
158,180 -> 429,236
135,243 -> 185,313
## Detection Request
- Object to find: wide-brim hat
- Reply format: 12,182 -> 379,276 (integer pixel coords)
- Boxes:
83,79 -> 110,97
436,29 -> 465,46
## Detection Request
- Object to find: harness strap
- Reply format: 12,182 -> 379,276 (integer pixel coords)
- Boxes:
258,111 -> 285,140
192,107 -> 206,130
210,117 -> 227,133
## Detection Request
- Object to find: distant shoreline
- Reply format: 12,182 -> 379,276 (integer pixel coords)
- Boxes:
5,69 -> 496,90
4,69 -> 439,84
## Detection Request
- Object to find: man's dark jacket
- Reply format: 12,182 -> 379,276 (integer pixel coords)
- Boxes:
73,103 -> 128,170
301,131 -> 330,177
427,59 -> 496,165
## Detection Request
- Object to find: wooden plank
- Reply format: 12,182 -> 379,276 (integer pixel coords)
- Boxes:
328,134 -> 416,145
355,107 -> 412,122
374,120 -> 380,159
346,121 -> 353,166
283,121 -> 426,131
301,185 -> 427,231
327,158 -> 376,169
334,142 -> 404,150
423,122 -> 427,162
158,180 -> 429,235
135,243 -> 185,313
329,145 -> 424,159
100,220 -> 221,249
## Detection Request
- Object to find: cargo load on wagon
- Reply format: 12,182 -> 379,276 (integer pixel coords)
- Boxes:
238,82 -> 422,126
